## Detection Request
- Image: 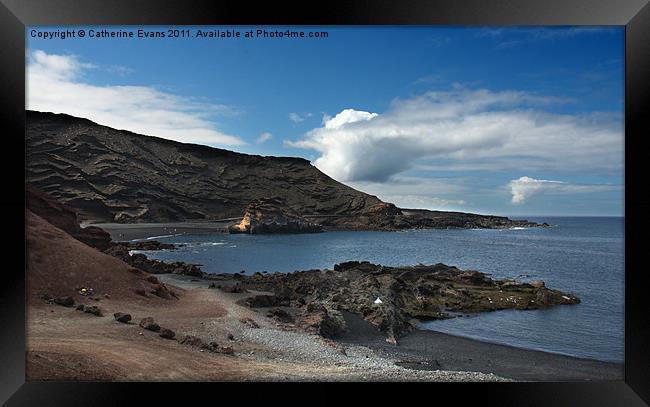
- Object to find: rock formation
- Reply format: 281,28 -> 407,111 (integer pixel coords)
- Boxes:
228,197 -> 323,234
230,261 -> 580,341
26,184 -> 112,250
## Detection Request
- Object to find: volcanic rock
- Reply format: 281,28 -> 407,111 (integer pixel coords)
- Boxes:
113,312 -> 132,323
239,294 -> 281,308
139,317 -> 161,332
26,184 -> 113,250
229,197 -> 323,234
267,308 -> 295,323
159,328 -> 175,339
53,296 -> 74,307
104,243 -> 203,277
78,305 -> 102,316
233,261 -> 581,341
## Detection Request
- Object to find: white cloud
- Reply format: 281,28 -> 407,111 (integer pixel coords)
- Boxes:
289,112 -> 312,123
508,176 -> 619,204
27,50 -> 245,146
322,109 -> 378,129
288,88 -> 622,183
256,132 -> 273,143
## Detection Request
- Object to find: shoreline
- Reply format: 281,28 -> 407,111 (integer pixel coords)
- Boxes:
159,273 -> 622,381
92,222 -> 233,241
95,225 -> 622,381
340,312 -> 622,381
95,221 -> 545,242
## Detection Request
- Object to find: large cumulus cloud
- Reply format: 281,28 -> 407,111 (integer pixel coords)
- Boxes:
287,88 -> 623,183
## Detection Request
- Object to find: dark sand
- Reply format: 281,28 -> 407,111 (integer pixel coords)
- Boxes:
338,311 -> 623,381
90,222 -> 234,241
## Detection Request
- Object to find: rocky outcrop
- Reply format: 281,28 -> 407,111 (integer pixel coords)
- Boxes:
26,184 -> 112,250
119,241 -> 176,250
26,110 -> 542,230
230,262 -> 580,341
104,243 -> 203,277
228,198 -> 323,234
399,209 -> 542,229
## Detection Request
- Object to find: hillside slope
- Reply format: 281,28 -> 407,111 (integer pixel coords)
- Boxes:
26,110 -> 538,230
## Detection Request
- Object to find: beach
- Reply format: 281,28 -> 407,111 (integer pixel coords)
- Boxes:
160,274 -> 623,381
91,222 -> 234,241
29,218 -> 622,381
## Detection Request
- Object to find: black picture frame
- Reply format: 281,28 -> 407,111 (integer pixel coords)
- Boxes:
2,0 -> 649,405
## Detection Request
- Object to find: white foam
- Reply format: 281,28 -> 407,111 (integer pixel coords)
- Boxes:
145,234 -> 181,240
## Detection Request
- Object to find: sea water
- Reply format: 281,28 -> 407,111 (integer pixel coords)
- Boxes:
142,216 -> 624,363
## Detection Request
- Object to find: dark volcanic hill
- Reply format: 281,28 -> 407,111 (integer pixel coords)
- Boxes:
25,110 -> 540,230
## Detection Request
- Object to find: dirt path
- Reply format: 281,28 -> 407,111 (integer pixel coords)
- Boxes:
27,276 -> 506,381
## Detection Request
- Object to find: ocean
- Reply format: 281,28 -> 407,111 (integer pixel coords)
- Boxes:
140,216 -> 624,363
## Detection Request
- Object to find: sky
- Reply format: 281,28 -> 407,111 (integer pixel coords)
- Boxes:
26,26 -> 625,216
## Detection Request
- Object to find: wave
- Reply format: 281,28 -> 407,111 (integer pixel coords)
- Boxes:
130,233 -> 183,242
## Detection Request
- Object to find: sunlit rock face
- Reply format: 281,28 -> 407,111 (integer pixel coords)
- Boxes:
229,198 -> 323,234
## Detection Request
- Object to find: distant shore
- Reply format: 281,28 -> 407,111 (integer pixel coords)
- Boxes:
93,221 -> 545,242
92,222 -> 234,241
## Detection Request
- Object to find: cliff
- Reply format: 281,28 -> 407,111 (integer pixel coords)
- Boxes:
26,110 -> 540,231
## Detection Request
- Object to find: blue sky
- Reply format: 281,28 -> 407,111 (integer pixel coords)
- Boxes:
26,26 -> 624,216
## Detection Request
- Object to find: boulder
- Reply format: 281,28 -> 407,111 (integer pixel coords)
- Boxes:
159,328 -> 175,339
139,317 -> 161,332
83,305 -> 102,316
54,296 -> 74,307
113,312 -> 132,323
180,335 -> 204,347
